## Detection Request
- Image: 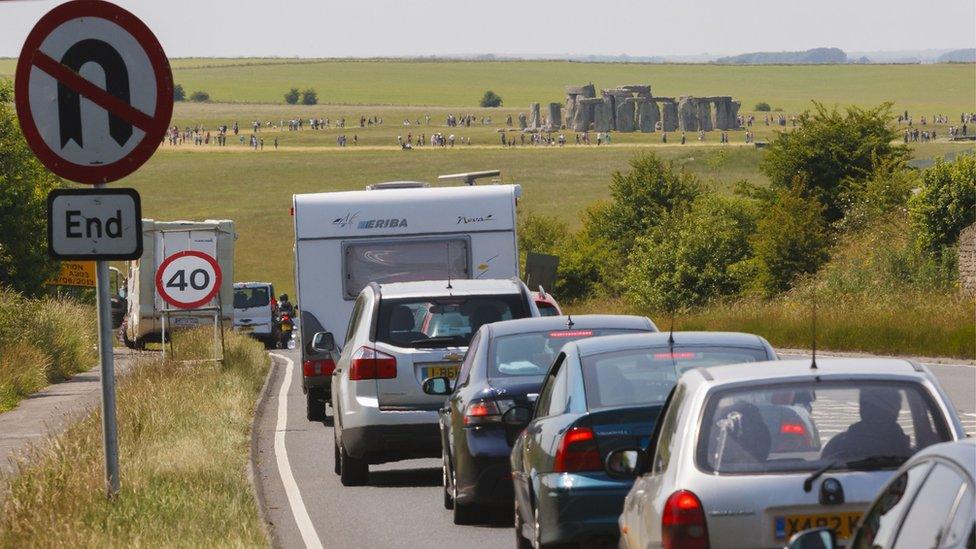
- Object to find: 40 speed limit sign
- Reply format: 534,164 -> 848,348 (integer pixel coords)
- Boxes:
155,250 -> 222,309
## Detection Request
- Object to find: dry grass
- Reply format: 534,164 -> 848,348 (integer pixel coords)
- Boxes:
0,289 -> 97,412
0,329 -> 270,547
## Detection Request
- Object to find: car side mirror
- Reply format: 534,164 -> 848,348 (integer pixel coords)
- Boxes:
501,405 -> 532,445
310,332 -> 335,353
422,376 -> 453,396
787,527 -> 837,549
605,448 -> 644,479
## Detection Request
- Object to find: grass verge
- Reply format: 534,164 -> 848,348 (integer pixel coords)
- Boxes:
0,288 -> 97,412
571,292 -> 975,360
0,328 -> 270,547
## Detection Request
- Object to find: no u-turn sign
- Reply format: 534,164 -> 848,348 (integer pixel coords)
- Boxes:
15,0 -> 173,184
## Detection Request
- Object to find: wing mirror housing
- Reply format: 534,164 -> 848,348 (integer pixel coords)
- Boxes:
422,376 -> 453,396
310,331 -> 335,353
501,405 -> 532,445
605,448 -> 646,479
787,527 -> 837,549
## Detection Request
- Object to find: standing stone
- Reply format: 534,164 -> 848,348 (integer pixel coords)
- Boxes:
711,98 -> 728,130
730,100 -> 741,128
696,99 -> 713,132
593,97 -> 613,132
615,96 -> 637,132
958,222 -> 976,294
677,97 -> 698,132
618,84 -> 652,96
580,83 -> 596,99
517,112 -> 527,129
637,98 -> 660,132
660,100 -> 678,132
564,95 -> 578,129
576,97 -> 602,131
528,103 -> 541,129
548,102 -> 562,129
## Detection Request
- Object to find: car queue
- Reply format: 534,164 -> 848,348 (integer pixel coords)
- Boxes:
287,179 -> 973,548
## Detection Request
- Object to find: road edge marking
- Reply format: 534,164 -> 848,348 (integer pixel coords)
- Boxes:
270,353 -> 324,549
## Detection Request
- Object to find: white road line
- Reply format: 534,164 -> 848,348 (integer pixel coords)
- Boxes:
270,353 -> 324,549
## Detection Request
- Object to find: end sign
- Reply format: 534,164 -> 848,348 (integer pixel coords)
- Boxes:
48,188 -> 142,260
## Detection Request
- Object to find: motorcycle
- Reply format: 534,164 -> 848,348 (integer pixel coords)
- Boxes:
277,312 -> 296,349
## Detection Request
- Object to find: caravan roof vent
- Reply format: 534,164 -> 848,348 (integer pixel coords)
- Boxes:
367,181 -> 430,190
438,170 -> 502,186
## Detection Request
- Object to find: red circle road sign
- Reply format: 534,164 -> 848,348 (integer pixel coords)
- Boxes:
15,0 -> 173,185
155,251 -> 222,310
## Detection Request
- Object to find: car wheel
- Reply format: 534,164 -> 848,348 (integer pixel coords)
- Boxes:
306,389 -> 325,422
451,468 -> 481,525
442,451 -> 454,510
333,439 -> 341,476
339,443 -> 368,486
514,498 -> 532,549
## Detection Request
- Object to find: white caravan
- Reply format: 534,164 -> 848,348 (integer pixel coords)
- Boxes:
292,182 -> 521,416
122,219 -> 236,349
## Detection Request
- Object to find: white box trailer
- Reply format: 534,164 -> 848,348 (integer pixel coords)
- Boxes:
122,219 -> 235,349
292,183 -> 521,408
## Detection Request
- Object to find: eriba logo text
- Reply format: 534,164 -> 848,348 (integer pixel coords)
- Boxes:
357,219 -> 408,229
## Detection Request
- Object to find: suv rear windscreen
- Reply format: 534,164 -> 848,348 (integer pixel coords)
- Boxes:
376,294 -> 527,348
234,287 -> 270,308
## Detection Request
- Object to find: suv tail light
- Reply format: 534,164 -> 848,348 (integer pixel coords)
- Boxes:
662,490 -> 709,549
553,426 -> 602,472
303,358 -> 335,377
349,346 -> 397,380
463,399 -> 501,426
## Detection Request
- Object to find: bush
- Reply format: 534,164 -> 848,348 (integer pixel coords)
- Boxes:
760,101 -> 909,223
588,152 -> 703,257
480,90 -> 503,108
554,229 -> 615,301
517,210 -> 567,267
300,88 -> 318,106
188,90 -> 209,102
284,88 -> 300,105
909,154 -> 976,254
838,159 -> 917,232
625,195 -> 756,311
173,84 -> 185,102
754,102 -> 771,112
747,186 -> 831,295
0,78 -> 63,296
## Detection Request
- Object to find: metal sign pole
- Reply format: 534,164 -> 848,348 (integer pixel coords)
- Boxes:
93,190 -> 121,496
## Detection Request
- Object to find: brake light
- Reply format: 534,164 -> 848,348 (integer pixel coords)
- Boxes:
654,352 -> 697,359
548,330 -> 594,338
662,490 -> 709,549
303,359 -> 335,377
553,426 -> 602,472
463,399 -> 501,426
349,346 -> 397,380
780,422 -> 807,435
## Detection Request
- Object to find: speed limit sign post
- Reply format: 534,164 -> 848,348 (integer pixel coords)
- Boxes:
155,251 -> 226,362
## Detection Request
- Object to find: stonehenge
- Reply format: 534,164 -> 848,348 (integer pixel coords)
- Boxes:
515,83 -> 740,134
557,84 -> 740,133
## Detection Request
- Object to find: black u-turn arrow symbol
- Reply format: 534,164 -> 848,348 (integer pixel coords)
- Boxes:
58,39 -> 132,149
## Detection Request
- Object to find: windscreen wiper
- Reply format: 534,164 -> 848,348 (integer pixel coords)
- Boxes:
803,455 -> 908,492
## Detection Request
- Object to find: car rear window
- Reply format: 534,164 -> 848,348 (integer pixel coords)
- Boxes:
581,345 -> 769,410
697,381 -> 952,475
489,329 -> 643,379
234,287 -> 270,309
376,294 -> 527,348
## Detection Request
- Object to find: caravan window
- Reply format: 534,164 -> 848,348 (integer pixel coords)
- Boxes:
343,238 -> 470,299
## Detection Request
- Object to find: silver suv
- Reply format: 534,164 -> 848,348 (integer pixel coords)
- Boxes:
313,278 -> 539,486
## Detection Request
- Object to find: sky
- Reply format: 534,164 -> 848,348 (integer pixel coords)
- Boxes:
1,0 -> 974,58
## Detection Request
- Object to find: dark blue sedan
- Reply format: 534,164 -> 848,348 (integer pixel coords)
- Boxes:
509,331 -> 777,548
422,315 -> 658,525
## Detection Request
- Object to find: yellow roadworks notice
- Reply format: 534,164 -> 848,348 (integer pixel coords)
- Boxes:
47,261 -> 96,287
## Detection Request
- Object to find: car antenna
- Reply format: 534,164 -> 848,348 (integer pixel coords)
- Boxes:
445,242 -> 453,290
668,307 -> 677,372
566,314 -> 575,328
810,290 -> 818,370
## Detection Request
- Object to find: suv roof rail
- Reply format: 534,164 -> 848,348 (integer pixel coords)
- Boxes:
366,181 -> 430,190
438,170 -> 502,186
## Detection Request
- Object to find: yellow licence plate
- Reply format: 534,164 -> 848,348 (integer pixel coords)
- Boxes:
238,326 -> 254,333
422,364 -> 459,380
775,512 -> 861,541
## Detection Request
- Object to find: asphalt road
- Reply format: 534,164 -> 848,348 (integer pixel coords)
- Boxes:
255,349 -> 975,549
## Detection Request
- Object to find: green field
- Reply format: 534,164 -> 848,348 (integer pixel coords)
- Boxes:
3,58 -> 974,114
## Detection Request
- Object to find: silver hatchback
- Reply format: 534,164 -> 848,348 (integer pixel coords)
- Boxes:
614,358 -> 967,549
